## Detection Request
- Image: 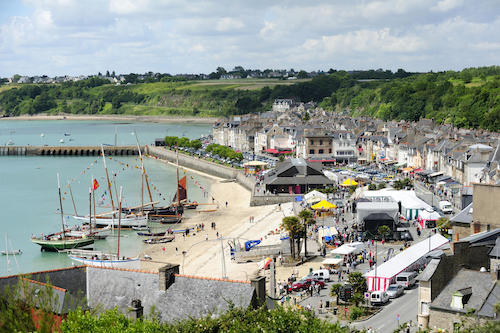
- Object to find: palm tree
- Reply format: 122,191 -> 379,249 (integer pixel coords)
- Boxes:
377,225 -> 391,241
298,209 -> 314,257
282,216 -> 302,259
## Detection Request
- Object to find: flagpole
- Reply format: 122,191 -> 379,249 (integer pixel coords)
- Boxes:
57,173 -> 66,238
117,186 -> 123,258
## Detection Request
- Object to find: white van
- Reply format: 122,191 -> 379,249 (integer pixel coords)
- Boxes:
370,291 -> 389,305
439,201 -> 453,214
395,271 -> 418,289
309,269 -> 331,282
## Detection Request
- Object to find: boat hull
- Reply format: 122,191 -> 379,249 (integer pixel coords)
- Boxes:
73,215 -> 148,228
31,238 -> 94,251
68,255 -> 140,268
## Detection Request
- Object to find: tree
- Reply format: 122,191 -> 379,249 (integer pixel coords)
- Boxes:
348,272 -> 368,306
368,183 -> 377,190
297,70 -> 308,79
298,209 -> 314,257
303,112 -> 310,122
377,225 -> 391,240
282,216 -> 302,259
330,283 -> 342,305
377,183 -> 386,190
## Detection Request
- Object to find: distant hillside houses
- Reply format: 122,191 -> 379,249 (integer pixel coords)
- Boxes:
213,100 -> 500,188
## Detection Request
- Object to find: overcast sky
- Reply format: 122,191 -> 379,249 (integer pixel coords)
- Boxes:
0,0 -> 499,76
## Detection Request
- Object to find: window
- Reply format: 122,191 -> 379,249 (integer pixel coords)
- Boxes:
309,149 -> 315,154
329,149 -> 332,154
420,301 -> 430,314
319,149 -> 324,154
473,223 -> 481,234
310,140 -> 314,145
319,140 -> 323,145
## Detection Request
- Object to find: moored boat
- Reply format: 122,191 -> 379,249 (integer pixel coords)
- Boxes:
67,249 -> 139,268
143,235 -> 175,244
1,249 -> 22,255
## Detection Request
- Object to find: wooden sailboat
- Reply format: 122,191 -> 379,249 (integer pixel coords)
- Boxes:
31,174 -> 95,251
71,146 -> 148,228
68,186 -> 140,268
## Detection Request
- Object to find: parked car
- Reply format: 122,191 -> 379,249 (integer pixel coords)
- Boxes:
386,284 -> 404,298
395,271 -> 418,289
370,291 -> 390,305
289,278 -> 325,292
308,269 -> 331,282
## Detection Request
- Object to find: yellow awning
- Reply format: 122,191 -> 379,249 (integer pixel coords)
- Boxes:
341,178 -> 358,186
311,200 -> 337,210
402,167 -> 414,172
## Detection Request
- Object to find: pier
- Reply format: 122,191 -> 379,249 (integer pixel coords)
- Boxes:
0,145 -> 142,156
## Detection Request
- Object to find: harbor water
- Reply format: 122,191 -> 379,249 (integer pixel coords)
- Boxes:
0,120 -> 213,275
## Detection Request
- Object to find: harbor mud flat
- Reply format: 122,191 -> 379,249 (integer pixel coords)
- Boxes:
2,114 -> 215,124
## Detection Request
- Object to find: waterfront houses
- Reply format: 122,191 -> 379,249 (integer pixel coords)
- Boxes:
213,100 -> 499,192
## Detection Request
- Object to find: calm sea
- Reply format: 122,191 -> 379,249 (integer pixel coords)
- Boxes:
0,120 -> 213,276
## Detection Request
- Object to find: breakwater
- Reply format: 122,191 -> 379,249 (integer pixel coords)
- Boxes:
0,145 -> 141,156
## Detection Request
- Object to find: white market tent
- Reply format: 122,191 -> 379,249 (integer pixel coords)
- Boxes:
363,189 -> 433,220
317,226 -> 338,242
364,233 -> 449,291
330,244 -> 357,256
305,190 -> 328,203
418,209 -> 442,228
322,258 -> 343,266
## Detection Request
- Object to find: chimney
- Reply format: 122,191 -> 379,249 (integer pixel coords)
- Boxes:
158,264 -> 180,291
250,275 -> 266,308
129,299 -> 143,321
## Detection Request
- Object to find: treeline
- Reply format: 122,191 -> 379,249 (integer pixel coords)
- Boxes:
205,143 -> 243,162
0,67 -> 499,131
164,136 -> 202,149
324,66 -> 500,131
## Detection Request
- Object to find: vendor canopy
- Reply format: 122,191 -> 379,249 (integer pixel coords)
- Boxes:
341,178 -> 358,186
419,209 -> 441,221
304,190 -> 327,203
364,233 -> 449,291
322,258 -> 343,266
330,244 -> 357,255
243,161 -> 268,167
311,200 -> 337,210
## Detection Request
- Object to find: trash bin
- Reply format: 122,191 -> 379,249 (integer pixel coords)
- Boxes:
325,300 -> 330,309
333,307 -> 338,315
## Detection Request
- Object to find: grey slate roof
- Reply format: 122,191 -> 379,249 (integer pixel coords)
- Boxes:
86,266 -> 255,323
418,258 -> 441,282
478,282 -> 500,318
450,203 -> 473,225
430,269 -> 496,315
459,228 -> 500,244
489,238 -> 500,258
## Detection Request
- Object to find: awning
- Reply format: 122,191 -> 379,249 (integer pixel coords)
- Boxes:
429,171 -> 444,177
395,162 -> 407,168
322,258 -> 343,266
402,167 -> 414,172
312,200 -> 337,210
243,161 -> 268,167
412,168 -> 424,173
341,178 -> 358,186
265,148 -> 292,154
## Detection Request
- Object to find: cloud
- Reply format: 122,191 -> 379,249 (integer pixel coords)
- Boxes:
431,0 -> 464,12
0,0 -> 499,76
215,17 -> 244,32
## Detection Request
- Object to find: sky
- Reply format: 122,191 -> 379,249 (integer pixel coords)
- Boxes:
0,0 -> 499,77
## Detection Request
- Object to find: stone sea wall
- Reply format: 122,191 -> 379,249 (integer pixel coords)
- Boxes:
145,146 -> 297,207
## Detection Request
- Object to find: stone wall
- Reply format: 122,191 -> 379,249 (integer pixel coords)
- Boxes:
250,194 -> 297,207
428,308 -> 486,332
473,184 -> 500,229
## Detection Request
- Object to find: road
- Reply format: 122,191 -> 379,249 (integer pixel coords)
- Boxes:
351,286 -> 418,332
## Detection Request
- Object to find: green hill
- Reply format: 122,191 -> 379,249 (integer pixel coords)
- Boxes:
0,67 -> 499,131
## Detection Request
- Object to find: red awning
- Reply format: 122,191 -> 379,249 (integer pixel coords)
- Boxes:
265,149 -> 292,154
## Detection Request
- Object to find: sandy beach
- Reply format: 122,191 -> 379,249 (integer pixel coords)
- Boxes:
0,114 -> 216,124
139,155 -> 296,280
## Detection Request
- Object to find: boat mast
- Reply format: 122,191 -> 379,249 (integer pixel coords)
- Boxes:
57,173 -> 66,238
5,233 -> 9,274
100,145 -> 116,216
68,181 -> 78,217
176,148 -> 180,208
117,186 -> 123,258
134,131 -> 154,208
89,183 -> 92,234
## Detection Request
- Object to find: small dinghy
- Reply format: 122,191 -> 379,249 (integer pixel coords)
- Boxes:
1,249 -> 22,255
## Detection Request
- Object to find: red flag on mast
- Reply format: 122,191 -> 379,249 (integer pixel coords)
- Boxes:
93,179 -> 99,190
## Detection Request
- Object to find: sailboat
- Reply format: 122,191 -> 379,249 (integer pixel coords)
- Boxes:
68,186 -> 140,268
2,234 -> 22,256
71,146 -> 148,228
31,174 -> 95,251
122,134 -> 183,224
